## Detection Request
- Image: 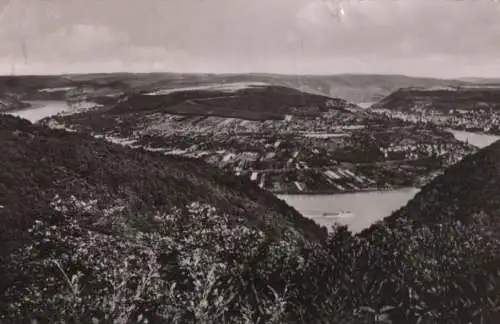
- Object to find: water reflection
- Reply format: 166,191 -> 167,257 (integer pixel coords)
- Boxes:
6,100 -> 71,123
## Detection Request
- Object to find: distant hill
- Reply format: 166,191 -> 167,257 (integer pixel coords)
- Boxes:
107,84 -> 356,120
245,73 -> 469,103
372,86 -> 500,112
0,114 -> 330,322
0,73 -> 480,103
459,77 -> 500,84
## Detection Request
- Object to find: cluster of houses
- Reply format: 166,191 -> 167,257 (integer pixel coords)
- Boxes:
446,111 -> 500,133
372,107 -> 500,135
380,141 -> 468,161
125,98 -> 478,194
154,119 -> 470,194
240,167 -> 378,194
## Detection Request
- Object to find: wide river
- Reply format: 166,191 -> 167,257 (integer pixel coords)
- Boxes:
6,100 -> 71,123
6,101 -> 500,233
447,129 -> 500,148
278,187 -> 420,233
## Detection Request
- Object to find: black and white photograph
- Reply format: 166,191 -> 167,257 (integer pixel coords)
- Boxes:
1,0 -> 500,322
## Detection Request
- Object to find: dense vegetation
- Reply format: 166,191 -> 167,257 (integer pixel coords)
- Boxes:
1,115 -> 500,323
378,137 -> 500,227
102,85 -> 354,121
0,115 -> 325,242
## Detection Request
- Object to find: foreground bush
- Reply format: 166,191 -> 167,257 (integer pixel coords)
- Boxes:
2,202 -> 307,323
2,201 -> 500,323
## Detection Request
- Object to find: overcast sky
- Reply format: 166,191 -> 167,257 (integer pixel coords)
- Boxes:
1,0 -> 500,78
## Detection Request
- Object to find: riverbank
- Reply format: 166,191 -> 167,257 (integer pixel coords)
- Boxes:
448,129 -> 500,148
276,129 -> 500,232
271,184 -> 417,196
6,100 -> 71,123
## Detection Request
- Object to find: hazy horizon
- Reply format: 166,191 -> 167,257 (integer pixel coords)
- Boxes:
0,70 -> 495,82
1,0 -> 500,78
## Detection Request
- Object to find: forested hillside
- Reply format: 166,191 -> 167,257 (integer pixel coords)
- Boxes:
1,115 -> 500,323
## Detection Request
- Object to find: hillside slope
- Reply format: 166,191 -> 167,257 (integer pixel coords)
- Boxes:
0,114 -> 333,323
372,86 -> 500,112
381,138 -> 500,227
0,114 -> 325,248
108,84 -> 355,120
250,73 -> 468,103
346,139 -> 500,322
1,114 -> 500,323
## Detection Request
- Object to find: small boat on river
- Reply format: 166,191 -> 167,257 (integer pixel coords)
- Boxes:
321,211 -> 354,218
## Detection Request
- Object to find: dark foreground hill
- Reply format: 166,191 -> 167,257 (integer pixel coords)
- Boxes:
354,139 -> 500,323
379,137 -> 500,227
0,115 -> 325,244
2,114 -> 500,323
0,115 -> 328,322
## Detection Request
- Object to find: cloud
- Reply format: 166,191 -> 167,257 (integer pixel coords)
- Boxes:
291,0 -> 500,64
0,23 -> 189,74
1,0 -> 500,77
35,24 -> 129,60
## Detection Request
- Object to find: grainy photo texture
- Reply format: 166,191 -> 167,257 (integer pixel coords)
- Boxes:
1,0 -> 500,323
